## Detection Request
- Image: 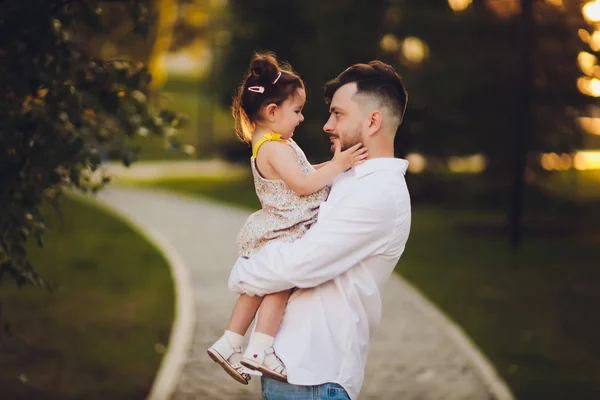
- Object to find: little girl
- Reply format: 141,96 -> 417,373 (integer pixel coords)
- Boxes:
207,52 -> 367,385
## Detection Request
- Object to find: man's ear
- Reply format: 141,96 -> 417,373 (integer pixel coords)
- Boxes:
366,110 -> 383,136
265,103 -> 278,121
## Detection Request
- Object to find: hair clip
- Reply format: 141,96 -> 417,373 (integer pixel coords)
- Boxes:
272,71 -> 282,84
248,86 -> 265,93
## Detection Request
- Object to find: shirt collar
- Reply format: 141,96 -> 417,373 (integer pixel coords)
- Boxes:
353,157 -> 409,179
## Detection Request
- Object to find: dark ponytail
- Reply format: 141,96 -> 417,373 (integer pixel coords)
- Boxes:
232,52 -> 305,143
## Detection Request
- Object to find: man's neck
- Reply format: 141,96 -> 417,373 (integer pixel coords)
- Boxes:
365,136 -> 395,159
366,147 -> 395,159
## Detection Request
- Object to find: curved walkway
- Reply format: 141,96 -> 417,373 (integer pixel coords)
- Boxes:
94,186 -> 513,400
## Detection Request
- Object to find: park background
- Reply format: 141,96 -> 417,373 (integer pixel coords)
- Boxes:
1,0 -> 600,399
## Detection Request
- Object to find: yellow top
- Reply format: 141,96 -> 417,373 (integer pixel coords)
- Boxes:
252,133 -> 287,158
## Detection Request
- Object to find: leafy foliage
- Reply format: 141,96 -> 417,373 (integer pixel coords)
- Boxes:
0,0 -> 183,289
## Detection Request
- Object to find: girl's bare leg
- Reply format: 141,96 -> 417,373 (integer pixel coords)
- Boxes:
255,289 -> 292,336
226,293 -> 264,335
209,294 -> 263,384
240,290 -> 292,381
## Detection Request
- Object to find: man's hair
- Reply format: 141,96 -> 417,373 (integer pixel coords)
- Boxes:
324,61 -> 408,124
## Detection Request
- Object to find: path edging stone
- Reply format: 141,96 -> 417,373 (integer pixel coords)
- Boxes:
396,277 -> 515,400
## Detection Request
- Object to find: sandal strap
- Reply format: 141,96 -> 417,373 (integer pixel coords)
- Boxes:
221,345 -> 242,361
231,363 -> 250,380
263,347 -> 287,376
211,336 -> 243,360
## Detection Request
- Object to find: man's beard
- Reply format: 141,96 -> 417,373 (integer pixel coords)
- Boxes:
330,126 -> 363,153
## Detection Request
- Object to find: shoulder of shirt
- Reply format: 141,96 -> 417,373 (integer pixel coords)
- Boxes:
354,158 -> 409,179
350,172 -> 409,216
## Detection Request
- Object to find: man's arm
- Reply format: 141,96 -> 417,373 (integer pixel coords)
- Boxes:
228,191 -> 407,296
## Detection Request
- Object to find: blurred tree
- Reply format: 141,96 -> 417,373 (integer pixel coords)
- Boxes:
217,0 -> 388,161
169,0 -> 213,52
0,0 -> 184,292
374,0 -> 598,245
381,0 -> 593,175
148,0 -> 179,88
218,0 -> 595,171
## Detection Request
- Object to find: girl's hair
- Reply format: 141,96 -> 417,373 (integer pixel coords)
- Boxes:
232,52 -> 305,143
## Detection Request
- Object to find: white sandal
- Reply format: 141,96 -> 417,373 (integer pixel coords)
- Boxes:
207,336 -> 251,385
240,346 -> 287,382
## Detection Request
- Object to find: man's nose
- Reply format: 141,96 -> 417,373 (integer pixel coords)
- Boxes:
323,116 -> 334,133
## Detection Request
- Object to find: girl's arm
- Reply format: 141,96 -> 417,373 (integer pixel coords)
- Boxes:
311,161 -> 330,170
262,141 -> 366,196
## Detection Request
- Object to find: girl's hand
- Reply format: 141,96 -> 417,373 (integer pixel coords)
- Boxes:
332,141 -> 368,171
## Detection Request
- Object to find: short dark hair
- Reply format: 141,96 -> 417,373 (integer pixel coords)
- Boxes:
324,61 -> 408,124
232,52 -> 304,143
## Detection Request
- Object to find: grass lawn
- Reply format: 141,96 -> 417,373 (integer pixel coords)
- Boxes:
129,175 -> 600,400
537,170 -> 600,202
0,196 -> 174,400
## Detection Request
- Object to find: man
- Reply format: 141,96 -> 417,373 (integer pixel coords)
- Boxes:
229,60 -> 411,400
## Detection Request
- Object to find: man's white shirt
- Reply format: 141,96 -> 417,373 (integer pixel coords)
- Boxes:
229,157 -> 411,400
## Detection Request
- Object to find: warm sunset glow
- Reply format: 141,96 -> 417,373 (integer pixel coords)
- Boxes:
541,153 -> 558,171
546,0 -> 563,7
579,29 -> 591,43
590,31 -> 600,51
380,34 -> 400,53
448,154 -> 487,173
400,37 -> 429,64
574,151 -> 600,170
578,117 -> 600,135
560,153 -> 573,169
448,0 -> 472,12
590,79 -> 600,94
406,153 -> 427,173
485,0 -> 520,18
583,0 -> 600,23
578,52 -> 598,76
577,76 -> 600,97
541,153 -> 572,171
182,7 -> 209,28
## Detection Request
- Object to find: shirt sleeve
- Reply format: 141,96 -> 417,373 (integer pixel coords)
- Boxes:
228,191 -> 398,297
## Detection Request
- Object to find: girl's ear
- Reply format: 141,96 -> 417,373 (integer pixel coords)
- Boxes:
265,103 -> 278,121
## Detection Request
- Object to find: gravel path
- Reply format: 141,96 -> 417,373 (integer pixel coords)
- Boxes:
94,186 -> 512,400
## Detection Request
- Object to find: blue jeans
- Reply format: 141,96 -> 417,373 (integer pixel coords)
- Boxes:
261,376 -> 351,399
